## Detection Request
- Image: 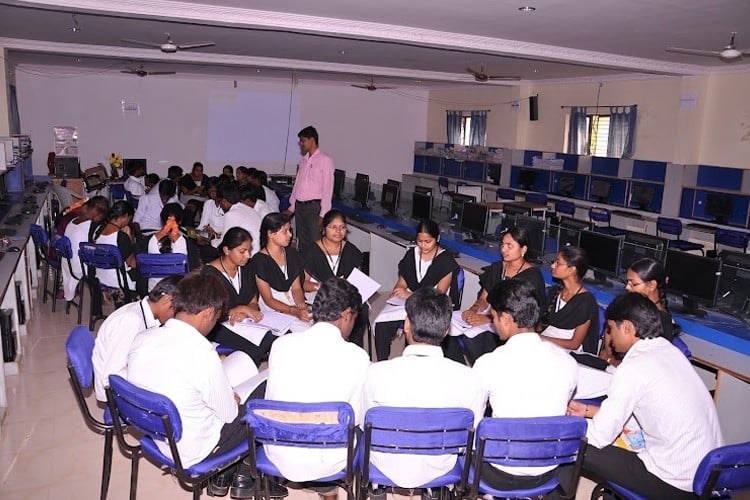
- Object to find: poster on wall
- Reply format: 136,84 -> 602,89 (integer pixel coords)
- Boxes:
54,126 -> 78,156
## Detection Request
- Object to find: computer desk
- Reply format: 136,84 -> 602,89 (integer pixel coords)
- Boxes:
333,200 -> 750,444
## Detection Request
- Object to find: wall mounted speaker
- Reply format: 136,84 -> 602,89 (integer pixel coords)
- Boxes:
529,95 -> 539,121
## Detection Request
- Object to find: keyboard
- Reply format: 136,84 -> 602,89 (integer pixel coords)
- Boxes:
391,230 -> 416,241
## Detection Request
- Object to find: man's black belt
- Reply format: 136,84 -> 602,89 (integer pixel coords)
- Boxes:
297,199 -> 321,205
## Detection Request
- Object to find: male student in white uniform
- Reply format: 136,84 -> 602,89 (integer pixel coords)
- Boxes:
568,292 -> 723,499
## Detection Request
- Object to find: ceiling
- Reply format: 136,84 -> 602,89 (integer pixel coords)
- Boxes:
1,0 -> 750,87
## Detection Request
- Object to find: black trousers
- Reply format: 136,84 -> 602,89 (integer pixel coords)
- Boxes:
347,303 -> 369,349
442,332 -> 501,366
584,445 -> 696,499
479,462 -> 572,500
294,200 -> 321,256
208,326 -> 277,366
374,320 -> 401,361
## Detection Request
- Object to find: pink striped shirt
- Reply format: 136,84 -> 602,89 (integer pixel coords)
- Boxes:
289,149 -> 334,217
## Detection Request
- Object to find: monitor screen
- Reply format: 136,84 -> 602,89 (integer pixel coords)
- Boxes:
459,202 -> 489,237
513,215 -> 546,261
705,194 -> 734,224
411,191 -> 433,221
354,173 -> 370,208
590,179 -> 611,201
579,230 -> 622,278
123,158 -> 147,176
380,182 -> 400,216
457,184 -> 483,203
630,184 -> 655,210
519,170 -> 537,190
621,233 -> 667,270
450,193 -> 476,221
559,175 -> 576,197
664,250 -> 721,308
503,202 -> 532,217
333,169 -> 346,200
386,178 -> 400,186
414,185 -> 433,196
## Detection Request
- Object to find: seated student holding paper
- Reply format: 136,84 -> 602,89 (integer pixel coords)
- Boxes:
541,246 -> 599,354
444,226 -> 546,365
252,212 -> 313,331
203,227 -> 278,365
373,219 -> 458,361
265,278 -> 369,500
302,209 -> 368,347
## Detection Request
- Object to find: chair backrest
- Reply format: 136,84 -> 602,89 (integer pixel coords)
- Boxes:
109,183 -> 126,200
79,242 -> 125,270
525,192 -> 548,205
364,406 -> 474,457
671,335 -> 692,359
475,416 -> 587,468
693,441 -> 750,498
65,325 -> 96,389
598,305 -> 607,339
52,234 -> 74,259
125,190 -> 139,209
496,188 -> 516,201
589,206 -> 611,224
107,374 -> 183,443
456,267 -> 465,308
245,399 -> 354,449
438,176 -> 449,189
30,223 -> 50,249
555,199 -> 575,217
656,217 -> 682,238
136,253 -> 189,279
715,228 -> 749,252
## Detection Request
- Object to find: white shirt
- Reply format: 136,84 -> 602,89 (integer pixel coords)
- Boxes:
124,176 -> 146,198
133,186 -> 181,231
221,203 -> 262,255
252,199 -> 273,221
127,318 -> 238,468
473,332 -> 578,476
263,186 -> 280,212
265,322 -> 370,482
62,218 -> 92,301
362,344 -> 485,488
198,200 -> 225,235
146,234 -> 188,292
586,337 -> 723,492
92,297 -> 160,401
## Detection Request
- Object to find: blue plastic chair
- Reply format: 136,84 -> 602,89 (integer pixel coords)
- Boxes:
125,190 -> 139,209
357,406 -> 475,499
135,253 -> 189,280
525,192 -> 548,205
52,234 -> 82,321
656,217 -> 704,255
106,374 -> 250,500
30,223 -> 62,310
466,416 -> 587,500
715,228 -> 749,254
65,325 -> 114,500
496,188 -> 516,201
555,199 -> 576,218
244,399 -> 357,500
589,207 -> 627,237
110,183 -> 126,201
79,242 -> 134,330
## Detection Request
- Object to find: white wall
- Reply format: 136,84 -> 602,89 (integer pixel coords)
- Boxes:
15,70 -> 428,184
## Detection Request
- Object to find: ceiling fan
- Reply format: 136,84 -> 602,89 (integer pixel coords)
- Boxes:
121,63 -> 176,77
666,32 -> 750,61
466,65 -> 520,83
121,32 -> 215,53
351,78 -> 395,91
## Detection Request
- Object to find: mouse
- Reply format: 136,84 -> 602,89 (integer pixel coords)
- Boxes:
377,224 -> 386,229
8,246 -> 20,252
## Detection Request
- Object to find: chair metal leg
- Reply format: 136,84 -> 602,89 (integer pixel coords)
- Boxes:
129,451 -> 140,500
100,429 -> 113,500
41,261 -> 50,303
77,281 -> 84,325
51,268 -> 60,312
192,482 -> 202,500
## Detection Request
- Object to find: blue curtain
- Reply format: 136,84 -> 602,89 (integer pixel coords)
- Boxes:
608,105 -> 637,158
469,110 -> 488,146
9,85 -> 21,134
567,106 -> 588,155
446,110 -> 462,144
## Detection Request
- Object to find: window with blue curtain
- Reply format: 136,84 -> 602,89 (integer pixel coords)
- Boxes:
469,110 -> 488,146
607,105 -> 637,158
446,110 -> 462,144
9,85 -> 21,134
566,106 -> 588,155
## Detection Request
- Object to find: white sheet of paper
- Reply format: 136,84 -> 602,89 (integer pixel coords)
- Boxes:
234,369 -> 269,403
223,321 -> 269,346
240,311 -> 296,334
221,351 -> 258,387
347,268 -> 381,303
386,295 -> 406,307
449,310 -> 496,338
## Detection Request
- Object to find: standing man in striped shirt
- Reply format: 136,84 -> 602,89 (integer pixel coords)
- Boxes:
286,126 -> 334,255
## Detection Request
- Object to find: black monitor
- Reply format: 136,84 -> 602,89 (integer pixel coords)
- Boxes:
620,232 -> 667,270
513,215 -> 546,262
411,191 -> 433,221
630,184 -> 655,211
380,182 -> 400,217
590,179 -> 611,202
386,178 -> 400,186
519,169 -> 537,190
501,202 -> 534,232
556,218 -> 590,249
705,194 -> 734,225
717,251 -> 750,315
559,175 -> 576,197
333,169 -> 346,201
450,193 -> 476,221
664,250 -> 722,318
487,164 -> 501,185
579,230 -> 622,286
354,173 -> 370,209
414,185 -> 433,196
123,158 -> 147,176
459,202 -> 489,244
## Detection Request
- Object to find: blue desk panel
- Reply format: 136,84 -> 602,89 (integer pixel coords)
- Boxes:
334,201 -> 750,357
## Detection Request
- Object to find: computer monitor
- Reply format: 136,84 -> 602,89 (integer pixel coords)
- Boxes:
620,232 -> 667,271
519,170 -> 537,190
386,178 -> 400,186
590,179 -> 611,202
500,202 -> 534,232
578,230 -> 623,286
630,184 -> 655,211
411,191 -> 433,221
664,250 -> 722,318
717,251 -> 750,315
414,186 -> 433,196
457,184 -> 483,203
333,169 -> 346,200
559,175 -> 576,197
380,182 -> 400,217
354,173 -> 370,209
123,158 -> 147,176
450,193 -> 476,222
513,215 -> 546,262
487,164 -> 501,185
459,202 -> 489,244
705,194 -> 734,225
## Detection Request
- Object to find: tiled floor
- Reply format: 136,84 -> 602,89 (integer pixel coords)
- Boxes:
0,288 -> 597,499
